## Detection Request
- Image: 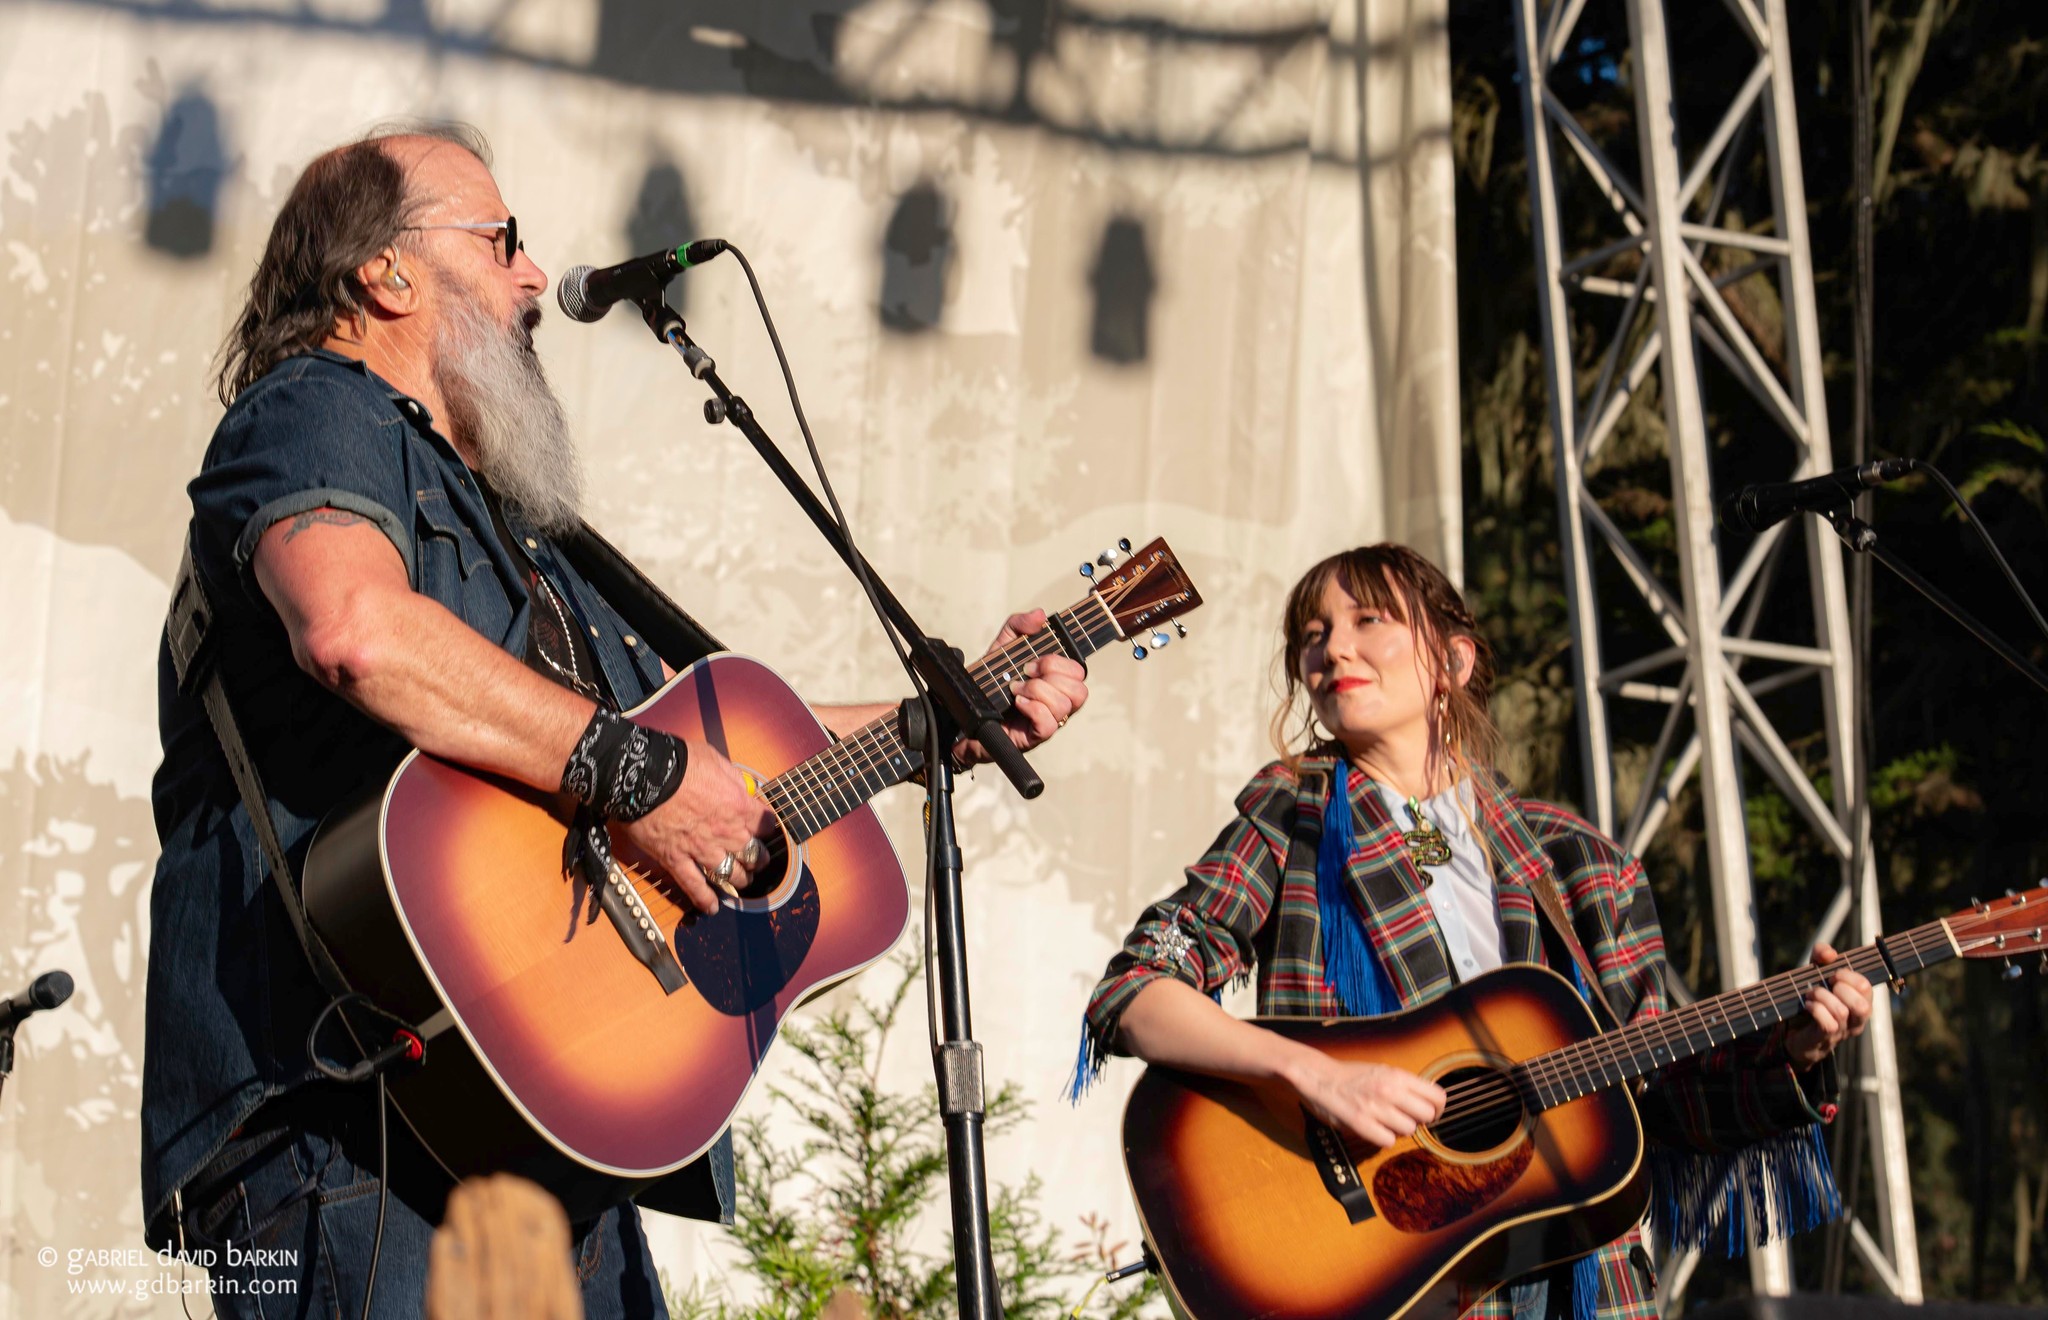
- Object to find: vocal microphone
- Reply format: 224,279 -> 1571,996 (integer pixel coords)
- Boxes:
555,239 -> 729,323
0,970 -> 73,1031
1720,457 -> 1916,534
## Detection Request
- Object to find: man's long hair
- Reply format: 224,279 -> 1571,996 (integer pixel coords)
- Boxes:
213,122 -> 491,404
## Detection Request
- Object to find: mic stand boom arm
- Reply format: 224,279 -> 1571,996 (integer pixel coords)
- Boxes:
637,299 -> 1041,800
638,294 -> 1014,1320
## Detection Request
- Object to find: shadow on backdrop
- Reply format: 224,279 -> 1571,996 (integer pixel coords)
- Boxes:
1088,214 -> 1155,365
143,87 -> 227,259
987,0 -> 1058,120
879,182 -> 954,334
593,0 -> 865,103
42,0 -> 1430,164
625,155 -> 700,316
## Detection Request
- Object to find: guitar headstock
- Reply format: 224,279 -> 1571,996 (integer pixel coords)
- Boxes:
1080,537 -> 1203,660
1947,884 -> 2048,976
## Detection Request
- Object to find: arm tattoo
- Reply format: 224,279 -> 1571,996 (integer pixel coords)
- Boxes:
283,509 -> 369,542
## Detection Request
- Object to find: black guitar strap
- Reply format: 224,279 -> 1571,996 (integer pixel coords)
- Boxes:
165,535 -> 350,999
558,520 -> 725,671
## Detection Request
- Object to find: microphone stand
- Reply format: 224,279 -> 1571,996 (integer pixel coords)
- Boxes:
1820,509 -> 2048,697
637,294 -> 1024,1320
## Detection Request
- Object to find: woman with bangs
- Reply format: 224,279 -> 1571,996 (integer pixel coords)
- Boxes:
1075,544 -> 1869,1320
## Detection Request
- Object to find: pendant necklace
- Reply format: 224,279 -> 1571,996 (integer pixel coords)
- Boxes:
1402,795 -> 1453,869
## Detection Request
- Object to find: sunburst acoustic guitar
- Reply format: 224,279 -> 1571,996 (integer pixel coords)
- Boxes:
300,538 -> 1201,1220
1123,885 -> 2048,1320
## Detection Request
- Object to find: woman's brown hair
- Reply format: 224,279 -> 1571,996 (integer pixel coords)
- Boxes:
1269,544 -> 1500,785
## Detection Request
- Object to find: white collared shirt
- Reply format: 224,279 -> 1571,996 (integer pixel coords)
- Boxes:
1370,779 -> 1504,981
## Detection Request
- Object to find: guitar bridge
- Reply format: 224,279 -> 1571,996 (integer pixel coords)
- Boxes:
565,817 -> 686,995
1302,1109 -> 1377,1225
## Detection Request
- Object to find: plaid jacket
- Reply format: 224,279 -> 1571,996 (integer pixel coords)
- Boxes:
1085,754 -> 1837,1319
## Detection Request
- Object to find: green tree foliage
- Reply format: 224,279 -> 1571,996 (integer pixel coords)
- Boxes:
1447,0 -> 2047,1305
665,957 -> 1162,1320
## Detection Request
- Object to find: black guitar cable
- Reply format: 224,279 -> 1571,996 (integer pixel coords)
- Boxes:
305,992 -> 423,1320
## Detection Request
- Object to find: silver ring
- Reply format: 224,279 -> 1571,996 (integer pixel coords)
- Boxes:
737,837 -> 768,868
714,853 -> 736,883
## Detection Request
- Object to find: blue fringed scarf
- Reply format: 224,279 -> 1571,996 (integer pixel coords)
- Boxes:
1317,760 -> 1402,1017
1649,1120 -> 1843,1256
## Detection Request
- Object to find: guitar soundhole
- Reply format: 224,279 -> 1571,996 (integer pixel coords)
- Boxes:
1427,1065 -> 1524,1156
731,830 -> 792,902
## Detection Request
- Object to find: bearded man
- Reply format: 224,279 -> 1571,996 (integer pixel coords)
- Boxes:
142,124 -> 1088,1317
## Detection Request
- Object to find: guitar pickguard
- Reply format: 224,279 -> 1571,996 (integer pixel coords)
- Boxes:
667,867 -> 822,1016
1372,1136 -> 1535,1234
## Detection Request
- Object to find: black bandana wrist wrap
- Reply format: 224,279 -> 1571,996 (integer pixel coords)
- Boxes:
561,707 -> 687,822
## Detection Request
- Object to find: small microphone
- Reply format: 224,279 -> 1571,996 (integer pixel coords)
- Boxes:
555,239 -> 729,324
1720,458 -> 1916,534
0,971 -> 73,1031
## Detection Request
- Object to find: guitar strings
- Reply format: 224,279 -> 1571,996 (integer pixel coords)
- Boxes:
1365,919 -> 1976,1154
1418,921 -> 1961,1147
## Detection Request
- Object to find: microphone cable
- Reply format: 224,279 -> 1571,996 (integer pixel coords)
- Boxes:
707,245 -> 960,1048
1906,458 -> 2048,646
714,245 -> 928,706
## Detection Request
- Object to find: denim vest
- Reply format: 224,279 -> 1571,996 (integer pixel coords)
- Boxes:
142,351 -> 730,1240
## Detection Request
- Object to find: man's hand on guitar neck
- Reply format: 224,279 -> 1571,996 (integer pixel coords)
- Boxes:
1783,942 -> 1873,1070
947,610 -> 1090,768
802,610 -> 1089,771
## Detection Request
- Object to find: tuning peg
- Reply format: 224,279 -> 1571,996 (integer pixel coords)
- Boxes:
1149,630 -> 1171,650
1118,536 -> 1132,552
1132,644 -> 1148,661
2005,960 -> 2025,981
1972,896 -> 1990,914
1079,562 -> 1095,579
2039,951 -> 2047,976
1097,548 -> 1120,569
1172,619 -> 1188,638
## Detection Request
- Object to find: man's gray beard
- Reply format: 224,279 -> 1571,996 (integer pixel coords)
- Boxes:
434,287 -> 584,536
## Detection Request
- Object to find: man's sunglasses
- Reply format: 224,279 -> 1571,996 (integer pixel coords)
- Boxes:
406,216 -> 523,267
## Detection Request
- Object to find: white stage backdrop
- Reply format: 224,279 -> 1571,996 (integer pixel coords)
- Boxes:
0,0 -> 1460,1313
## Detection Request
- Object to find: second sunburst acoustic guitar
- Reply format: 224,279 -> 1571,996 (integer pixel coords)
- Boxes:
1123,887 -> 2048,1320
300,538 -> 1201,1220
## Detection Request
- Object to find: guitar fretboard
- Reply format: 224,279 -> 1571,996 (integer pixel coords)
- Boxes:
1509,916 -> 1968,1111
753,593 -> 1126,842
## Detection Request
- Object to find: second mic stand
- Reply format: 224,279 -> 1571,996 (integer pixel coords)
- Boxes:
640,295 -> 1022,1320
1821,509 -> 2048,697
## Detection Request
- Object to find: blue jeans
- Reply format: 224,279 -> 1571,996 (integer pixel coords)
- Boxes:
186,1120 -> 669,1319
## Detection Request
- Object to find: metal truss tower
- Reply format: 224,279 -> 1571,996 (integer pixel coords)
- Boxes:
1509,0 -> 1922,1306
